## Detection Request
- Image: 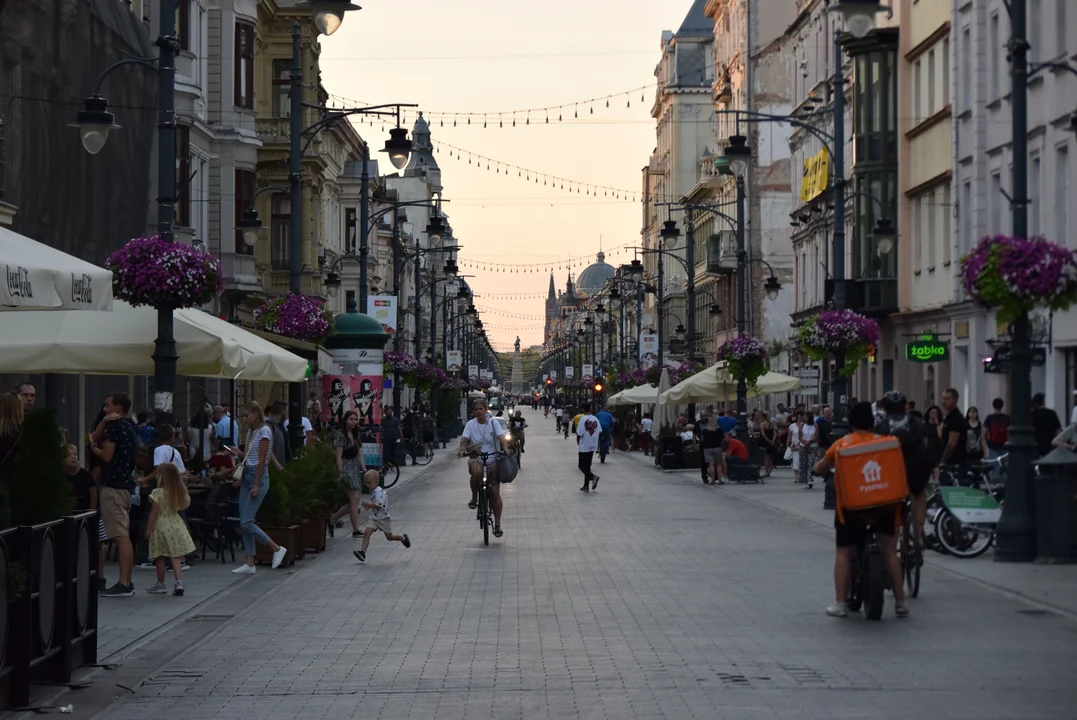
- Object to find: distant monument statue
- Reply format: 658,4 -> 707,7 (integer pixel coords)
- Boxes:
514,336 -> 521,353
511,337 -> 523,393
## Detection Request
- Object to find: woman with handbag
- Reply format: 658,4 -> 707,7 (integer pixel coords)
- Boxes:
228,402 -> 287,574
788,412 -> 804,479
331,411 -> 368,538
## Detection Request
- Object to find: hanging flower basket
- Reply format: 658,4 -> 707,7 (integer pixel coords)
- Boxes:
384,351 -> 418,376
796,309 -> 880,376
717,336 -> 768,392
254,293 -> 335,344
106,235 -> 223,309
961,235 -> 1077,324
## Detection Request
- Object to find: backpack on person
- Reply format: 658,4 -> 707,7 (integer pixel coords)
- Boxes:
876,415 -> 932,486
833,434 -> 909,523
986,415 -> 1010,446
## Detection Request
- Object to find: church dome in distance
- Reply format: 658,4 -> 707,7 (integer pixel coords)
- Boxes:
576,252 -> 614,295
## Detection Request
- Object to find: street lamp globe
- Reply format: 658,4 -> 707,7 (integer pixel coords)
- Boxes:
873,216 -> 897,257
595,303 -> 606,315
832,0 -> 889,39
660,220 -> 681,242
674,323 -> 686,338
425,214 -> 445,242
764,275 -> 782,301
325,271 -> 342,298
238,208 -> 263,249
301,0 -> 362,36
709,303 -> 723,316
628,258 -> 645,277
382,126 -> 413,171
724,134 -> 751,177
71,95 -> 120,155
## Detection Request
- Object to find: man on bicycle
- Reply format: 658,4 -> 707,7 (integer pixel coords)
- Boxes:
814,402 -> 908,619
875,391 -> 932,556
508,410 -> 527,454
554,405 -> 564,431
458,398 -> 512,538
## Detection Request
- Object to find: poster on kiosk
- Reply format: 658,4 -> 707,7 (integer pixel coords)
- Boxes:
322,347 -> 384,468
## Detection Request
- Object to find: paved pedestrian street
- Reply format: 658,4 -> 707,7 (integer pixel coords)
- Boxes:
88,420 -> 1077,720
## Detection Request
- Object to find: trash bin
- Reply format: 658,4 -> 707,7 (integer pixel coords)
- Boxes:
1032,448 -> 1077,564
659,436 -> 684,470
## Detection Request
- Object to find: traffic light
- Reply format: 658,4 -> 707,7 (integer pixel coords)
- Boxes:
545,378 -> 552,386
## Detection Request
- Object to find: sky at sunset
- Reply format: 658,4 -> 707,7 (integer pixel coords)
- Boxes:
319,0 -> 693,351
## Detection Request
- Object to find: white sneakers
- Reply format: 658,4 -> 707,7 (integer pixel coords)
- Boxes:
230,546 -> 287,574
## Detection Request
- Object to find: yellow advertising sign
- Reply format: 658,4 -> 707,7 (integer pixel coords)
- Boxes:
799,150 -> 831,202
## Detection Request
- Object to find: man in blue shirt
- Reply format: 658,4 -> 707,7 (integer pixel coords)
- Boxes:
596,407 -> 615,461
717,410 -> 737,436
213,404 -> 236,447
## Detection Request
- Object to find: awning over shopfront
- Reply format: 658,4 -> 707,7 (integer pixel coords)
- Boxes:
0,300 -> 307,381
0,227 -> 113,311
247,328 -> 334,378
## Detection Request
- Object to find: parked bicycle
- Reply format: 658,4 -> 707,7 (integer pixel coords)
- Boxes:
928,457 -> 1006,559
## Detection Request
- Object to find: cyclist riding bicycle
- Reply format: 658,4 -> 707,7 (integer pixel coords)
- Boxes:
814,401 -> 908,619
458,398 -> 512,538
554,406 -> 564,430
875,390 -> 933,556
508,410 -> 527,454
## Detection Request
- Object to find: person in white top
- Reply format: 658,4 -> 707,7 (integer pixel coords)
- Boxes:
576,402 -> 601,491
788,412 -> 803,474
227,401 -> 286,574
457,398 -> 512,538
639,414 -> 654,456
284,414 -> 315,445
152,425 -> 187,472
798,414 -> 819,489
353,470 -> 411,563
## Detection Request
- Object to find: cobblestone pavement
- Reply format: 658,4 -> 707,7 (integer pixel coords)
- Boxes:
92,419 -> 1077,719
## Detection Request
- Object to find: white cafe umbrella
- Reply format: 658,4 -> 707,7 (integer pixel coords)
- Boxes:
607,383 -> 659,407
656,367 -> 676,431
0,227 -> 113,311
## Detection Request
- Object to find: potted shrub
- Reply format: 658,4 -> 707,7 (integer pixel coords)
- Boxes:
107,235 -> 223,308
796,309 -> 880,375
256,467 -> 299,566
961,235 -> 1077,323
717,336 -> 768,392
287,442 -> 341,553
254,293 -> 335,344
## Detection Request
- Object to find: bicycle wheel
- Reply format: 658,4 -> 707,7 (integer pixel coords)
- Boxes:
934,508 -> 994,558
864,550 -> 885,620
380,462 -> 400,489
479,484 -> 490,546
904,512 -> 921,599
412,443 -> 433,466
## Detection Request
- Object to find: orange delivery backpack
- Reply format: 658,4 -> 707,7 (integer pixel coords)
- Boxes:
832,434 -> 909,523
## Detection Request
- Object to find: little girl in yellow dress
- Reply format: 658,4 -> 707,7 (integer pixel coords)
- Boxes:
145,463 -> 196,596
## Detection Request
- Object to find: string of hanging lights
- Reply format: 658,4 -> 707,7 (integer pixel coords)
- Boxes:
323,98 -> 641,201
459,243 -> 634,274
327,82 -> 654,129
435,140 -> 638,201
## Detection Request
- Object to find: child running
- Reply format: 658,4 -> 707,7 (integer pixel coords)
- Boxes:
144,462 -> 196,596
353,470 -> 411,563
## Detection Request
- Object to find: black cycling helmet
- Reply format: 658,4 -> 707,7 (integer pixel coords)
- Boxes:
882,390 -> 907,414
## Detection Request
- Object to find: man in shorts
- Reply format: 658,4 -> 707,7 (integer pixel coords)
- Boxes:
814,401 -> 907,619
90,392 -> 139,598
